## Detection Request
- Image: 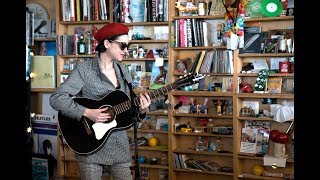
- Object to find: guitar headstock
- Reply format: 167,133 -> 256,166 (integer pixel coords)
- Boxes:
176,73 -> 209,89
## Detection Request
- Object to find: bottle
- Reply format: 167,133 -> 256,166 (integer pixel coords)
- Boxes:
207,118 -> 214,134
86,31 -> 92,55
196,136 -> 206,151
227,100 -> 233,115
77,34 -> 86,55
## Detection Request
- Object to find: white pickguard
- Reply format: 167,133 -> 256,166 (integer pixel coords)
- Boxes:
92,120 -> 117,140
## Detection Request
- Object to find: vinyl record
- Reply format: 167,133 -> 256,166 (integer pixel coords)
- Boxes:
261,0 -> 283,17
245,0 -> 264,18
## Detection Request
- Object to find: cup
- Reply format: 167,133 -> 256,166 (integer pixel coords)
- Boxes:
274,142 -> 287,158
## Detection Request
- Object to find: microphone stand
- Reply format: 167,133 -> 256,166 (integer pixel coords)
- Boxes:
128,84 -> 140,179
117,63 -> 140,179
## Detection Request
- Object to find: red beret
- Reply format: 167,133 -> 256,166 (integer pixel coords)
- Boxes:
94,23 -> 129,42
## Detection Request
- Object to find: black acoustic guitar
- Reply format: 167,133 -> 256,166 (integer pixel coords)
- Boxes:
58,73 -> 206,154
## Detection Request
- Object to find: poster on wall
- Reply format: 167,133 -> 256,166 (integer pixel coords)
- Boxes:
26,3 -> 50,38
31,56 -> 56,88
32,114 -> 58,177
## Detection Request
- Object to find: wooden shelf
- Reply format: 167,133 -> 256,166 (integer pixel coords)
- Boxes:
170,91 -> 234,97
34,37 -> 56,42
131,146 -> 168,151
238,173 -> 291,179
127,129 -> 168,134
173,149 -> 233,157
236,93 -> 294,99
138,163 -> 169,169
130,40 -> 168,43
59,20 -> 110,25
123,22 -> 169,26
173,72 -> 233,76
238,53 -> 294,58
172,46 -> 226,50
237,155 -> 294,163
238,117 -> 293,122
244,16 -> 294,22
172,113 -> 233,119
238,73 -> 294,77
172,132 -> 233,138
172,168 -> 233,176
172,14 -> 225,19
31,88 -> 56,92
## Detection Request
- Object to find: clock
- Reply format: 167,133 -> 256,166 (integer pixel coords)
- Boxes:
26,3 -> 50,38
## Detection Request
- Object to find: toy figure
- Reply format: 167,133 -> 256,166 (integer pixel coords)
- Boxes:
154,66 -> 167,84
199,98 -> 209,114
190,97 -> 197,114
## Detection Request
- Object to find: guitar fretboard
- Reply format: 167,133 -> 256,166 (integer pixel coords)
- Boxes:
113,82 -> 179,115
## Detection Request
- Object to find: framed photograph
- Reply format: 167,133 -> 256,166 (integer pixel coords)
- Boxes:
32,155 -> 49,180
31,56 -> 56,88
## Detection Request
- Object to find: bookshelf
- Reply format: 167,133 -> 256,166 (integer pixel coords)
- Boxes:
167,0 -> 234,180
29,0 -> 294,179
234,17 -> 294,179
54,0 -> 170,179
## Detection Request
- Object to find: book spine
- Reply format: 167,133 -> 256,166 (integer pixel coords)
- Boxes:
186,19 -> 193,47
93,0 -> 99,20
82,0 -> 88,21
69,0 -> 76,21
195,50 -> 206,73
191,18 -> 199,46
158,0 -> 164,21
179,19 -> 186,47
199,20 -> 204,46
76,0 -> 81,21
202,21 -> 209,46
174,19 -> 180,47
151,0 -> 157,22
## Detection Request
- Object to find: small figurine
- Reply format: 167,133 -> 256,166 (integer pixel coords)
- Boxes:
199,98 -> 209,114
217,100 -> 222,115
190,97 -> 197,114
154,66 -> 167,85
175,0 -> 198,16
138,47 -> 145,58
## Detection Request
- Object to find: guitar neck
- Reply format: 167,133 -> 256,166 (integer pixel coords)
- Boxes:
114,82 -> 179,115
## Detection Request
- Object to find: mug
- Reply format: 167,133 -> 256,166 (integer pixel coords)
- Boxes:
274,142 -> 287,158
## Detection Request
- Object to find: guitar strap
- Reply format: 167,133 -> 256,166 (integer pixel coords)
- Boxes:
116,63 -> 133,91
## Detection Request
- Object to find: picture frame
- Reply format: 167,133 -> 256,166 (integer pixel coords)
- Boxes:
31,56 -> 56,88
32,155 -> 49,180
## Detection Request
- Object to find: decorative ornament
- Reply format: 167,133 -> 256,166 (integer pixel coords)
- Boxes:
261,0 -> 283,17
254,69 -> 269,91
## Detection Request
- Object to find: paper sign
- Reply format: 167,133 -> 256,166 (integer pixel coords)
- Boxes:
155,58 -> 164,66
